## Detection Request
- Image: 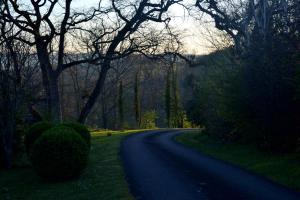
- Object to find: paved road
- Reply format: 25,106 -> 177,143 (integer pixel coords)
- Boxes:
120,129 -> 300,200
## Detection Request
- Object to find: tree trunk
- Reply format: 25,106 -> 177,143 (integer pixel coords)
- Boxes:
36,40 -> 62,122
78,65 -> 109,123
0,71 -> 15,168
101,90 -> 108,129
101,101 -> 108,129
48,77 -> 62,122
2,114 -> 15,169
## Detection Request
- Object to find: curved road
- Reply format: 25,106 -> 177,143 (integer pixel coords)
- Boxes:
120,129 -> 300,200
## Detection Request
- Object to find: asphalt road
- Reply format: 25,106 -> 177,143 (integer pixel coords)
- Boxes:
120,129 -> 300,200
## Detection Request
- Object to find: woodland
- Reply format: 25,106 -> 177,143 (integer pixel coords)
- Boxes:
0,0 -> 299,193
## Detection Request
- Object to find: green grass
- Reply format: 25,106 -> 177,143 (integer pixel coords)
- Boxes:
0,130 -> 145,200
175,130 -> 300,191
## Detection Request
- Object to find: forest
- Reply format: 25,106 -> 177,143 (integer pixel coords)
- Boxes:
0,0 -> 300,199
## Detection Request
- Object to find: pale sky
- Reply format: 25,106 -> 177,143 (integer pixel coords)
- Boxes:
71,0 -> 215,55
168,4 -> 214,55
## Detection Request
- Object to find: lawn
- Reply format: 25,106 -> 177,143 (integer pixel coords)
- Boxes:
175,130 -> 300,191
0,130 -> 143,200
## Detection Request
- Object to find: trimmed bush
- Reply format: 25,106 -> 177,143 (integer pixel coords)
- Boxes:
31,126 -> 89,181
62,122 -> 91,148
24,121 -> 53,154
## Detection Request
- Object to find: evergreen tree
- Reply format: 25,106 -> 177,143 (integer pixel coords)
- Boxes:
165,68 -> 171,127
171,64 -> 181,127
118,81 -> 124,129
134,71 -> 141,128
165,61 -> 183,128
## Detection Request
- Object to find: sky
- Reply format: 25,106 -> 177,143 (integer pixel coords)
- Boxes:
70,0 -> 215,55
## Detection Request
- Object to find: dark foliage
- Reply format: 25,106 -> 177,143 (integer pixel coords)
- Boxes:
165,63 -> 184,128
165,67 -> 171,127
24,121 -> 53,155
240,27 -> 300,152
184,49 -> 237,141
30,126 -> 89,181
188,0 -> 300,153
118,81 -> 124,129
0,141 -> 3,168
134,71 -> 141,128
62,122 -> 91,148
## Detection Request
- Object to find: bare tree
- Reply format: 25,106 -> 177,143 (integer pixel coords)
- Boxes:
195,0 -> 297,53
0,12 -> 40,167
0,0 -> 183,123
1,0 -> 106,121
77,0 -> 183,123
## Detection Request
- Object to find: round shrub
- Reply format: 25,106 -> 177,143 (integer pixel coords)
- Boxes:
31,126 -> 89,181
24,121 -> 53,154
61,122 -> 91,148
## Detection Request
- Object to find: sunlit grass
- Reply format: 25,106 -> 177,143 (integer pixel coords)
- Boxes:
91,129 -> 150,136
0,129 -> 147,200
176,131 -> 300,191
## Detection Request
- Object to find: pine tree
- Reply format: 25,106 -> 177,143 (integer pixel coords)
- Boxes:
171,64 -> 181,127
165,59 -> 183,128
165,67 -> 171,127
134,71 -> 141,128
118,81 -> 124,129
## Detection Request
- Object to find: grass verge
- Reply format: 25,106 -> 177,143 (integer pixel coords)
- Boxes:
175,130 -> 300,191
0,130 -> 144,200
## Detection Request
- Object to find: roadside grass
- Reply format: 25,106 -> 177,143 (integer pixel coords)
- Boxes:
0,129 -> 145,200
175,130 -> 300,191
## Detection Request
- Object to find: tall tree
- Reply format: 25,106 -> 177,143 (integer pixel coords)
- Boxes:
165,56 -> 182,128
0,14 -> 39,167
171,62 -> 181,127
77,0 -> 183,123
194,0 -> 300,151
1,0 -> 182,123
134,70 -> 141,128
118,81 -> 124,129
1,0 -> 105,121
165,67 -> 171,127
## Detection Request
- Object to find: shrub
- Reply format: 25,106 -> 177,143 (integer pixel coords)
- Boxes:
31,126 -> 89,181
24,121 -> 53,154
140,111 -> 157,129
61,122 -> 91,148
107,132 -> 112,137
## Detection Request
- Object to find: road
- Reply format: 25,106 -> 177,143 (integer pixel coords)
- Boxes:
120,129 -> 300,200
